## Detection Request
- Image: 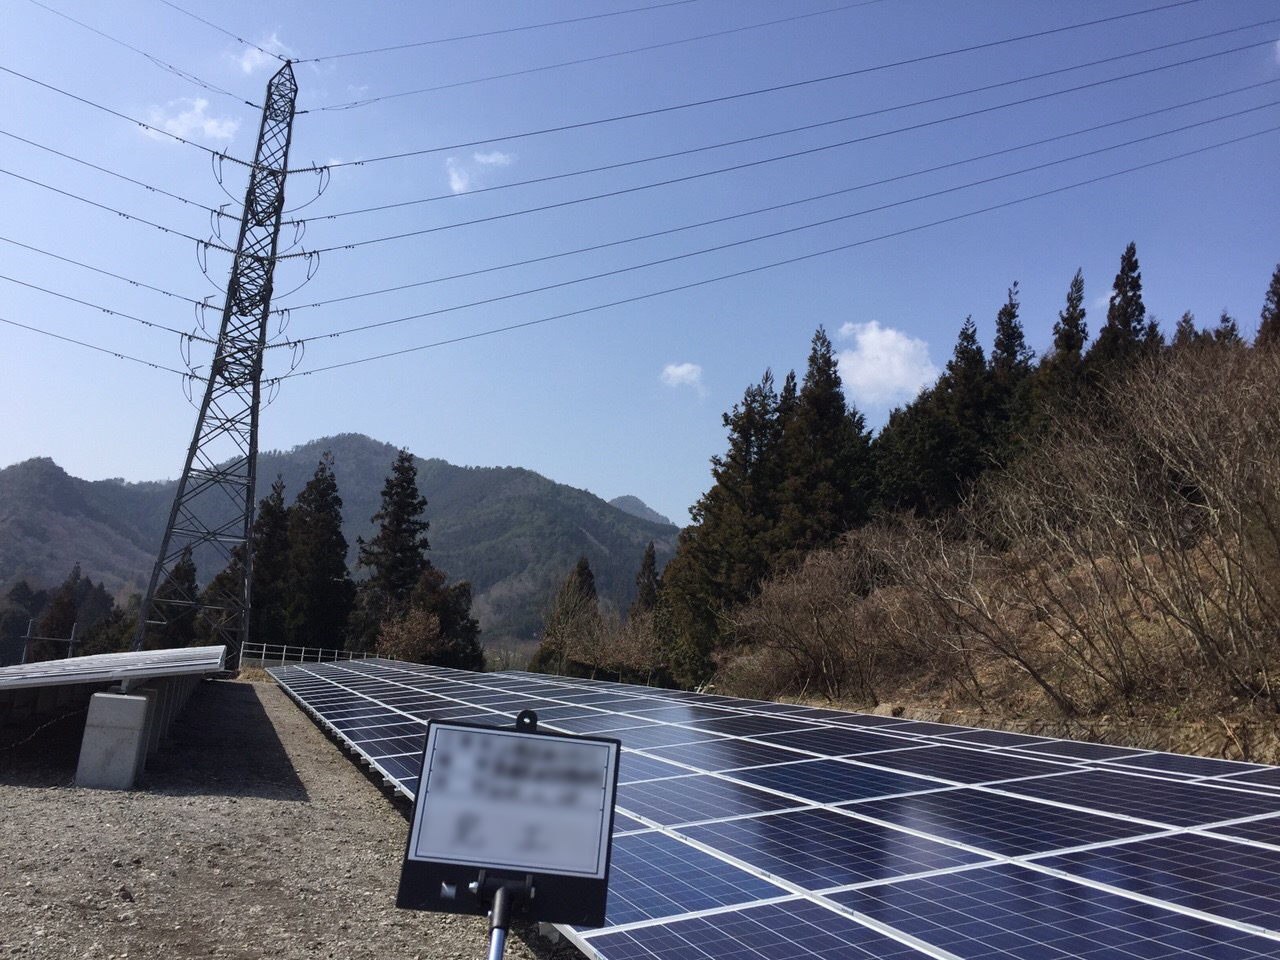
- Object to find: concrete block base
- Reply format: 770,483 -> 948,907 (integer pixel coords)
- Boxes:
74,692 -> 149,790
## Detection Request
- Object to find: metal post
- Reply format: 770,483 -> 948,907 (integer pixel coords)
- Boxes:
19,619 -> 32,664
487,885 -> 512,960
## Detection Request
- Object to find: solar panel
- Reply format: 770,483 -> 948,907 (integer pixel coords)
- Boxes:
269,660 -> 1280,959
0,645 -> 227,690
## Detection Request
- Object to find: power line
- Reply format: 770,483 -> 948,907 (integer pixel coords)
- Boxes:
0,128 -> 239,222
0,315 -> 199,378
0,65 -> 253,168
20,0 -> 259,108
292,19 -> 1279,224
275,78 -> 1280,314
297,0 -> 1202,126
270,124 -> 1280,381
0,235 -> 221,311
300,0 -> 709,63
0,166 -> 234,253
278,102 -> 1280,348
0,272 -> 215,343
154,0 -> 289,65
279,37 -> 1277,260
303,1 -> 885,109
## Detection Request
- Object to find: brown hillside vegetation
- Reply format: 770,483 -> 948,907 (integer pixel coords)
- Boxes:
719,347 -> 1280,755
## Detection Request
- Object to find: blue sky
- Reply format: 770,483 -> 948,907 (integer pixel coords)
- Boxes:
2,0 -> 1277,525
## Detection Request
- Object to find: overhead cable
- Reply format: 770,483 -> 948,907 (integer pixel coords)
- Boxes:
278,103 -> 1280,347
300,0 -> 709,63
0,65 -> 253,168
279,37 -> 1278,259
0,315 -> 200,378
300,0 -> 1202,119
291,19 -> 1280,223
20,0 -> 260,108
0,273 -> 215,344
301,1 -> 883,109
277,79 -> 1280,313
155,0 -> 289,65
269,124 -> 1280,381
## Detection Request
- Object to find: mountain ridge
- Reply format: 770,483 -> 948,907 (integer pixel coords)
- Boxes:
0,434 -> 679,647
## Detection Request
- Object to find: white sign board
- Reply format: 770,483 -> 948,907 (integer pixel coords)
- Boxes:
407,722 -> 619,880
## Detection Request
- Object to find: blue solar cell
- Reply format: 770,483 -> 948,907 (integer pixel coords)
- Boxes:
937,728 -> 1051,747
346,721 -> 425,742
855,744 -> 1073,784
999,769 -> 1280,827
729,759 -> 945,804
619,704 -> 737,723
830,863 -> 1280,959
821,712 -> 914,727
685,714 -> 825,737
1207,815 -> 1280,846
753,727 -> 920,757
1034,832 -> 1280,928
611,813 -> 648,834
546,714 -> 655,734
582,898 -> 927,960
676,807 -> 988,888
1100,752 -> 1268,778
845,787 -> 1156,857
612,724 -> 726,751
1218,767 -> 1280,790
596,832 -> 788,926
617,752 -> 689,784
618,774 -> 797,825
640,739 -> 807,772
1012,739 -> 1146,761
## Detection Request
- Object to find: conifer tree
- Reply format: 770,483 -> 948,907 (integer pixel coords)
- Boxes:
1085,242 -> 1162,377
284,453 -> 354,650
358,450 -> 430,613
1172,311 -> 1207,350
987,284 -> 1035,464
1211,310 -> 1243,348
147,548 -> 199,650
631,541 -> 660,617
530,556 -> 601,675
772,327 -> 874,561
662,370 -> 787,684
250,476 -> 290,647
1259,262 -> 1280,349
1052,269 -> 1088,359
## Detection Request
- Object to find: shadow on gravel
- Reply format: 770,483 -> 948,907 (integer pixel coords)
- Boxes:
0,703 -> 92,787
140,680 -> 309,801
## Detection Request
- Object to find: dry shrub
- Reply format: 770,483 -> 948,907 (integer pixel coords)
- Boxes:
375,608 -> 441,663
984,346 -> 1280,714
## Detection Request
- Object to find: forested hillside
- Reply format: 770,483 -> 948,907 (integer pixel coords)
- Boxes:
530,248 -> 1280,730
0,436 -> 676,654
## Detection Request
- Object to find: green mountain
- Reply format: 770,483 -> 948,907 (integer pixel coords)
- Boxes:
0,434 -> 679,648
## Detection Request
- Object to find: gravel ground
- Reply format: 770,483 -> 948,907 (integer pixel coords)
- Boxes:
0,680 -> 583,960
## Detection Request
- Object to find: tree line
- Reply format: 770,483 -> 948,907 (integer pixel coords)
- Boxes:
528,247 -> 1280,726
3,450 -> 483,670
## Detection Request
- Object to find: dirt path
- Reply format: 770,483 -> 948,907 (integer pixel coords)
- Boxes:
0,680 -> 580,960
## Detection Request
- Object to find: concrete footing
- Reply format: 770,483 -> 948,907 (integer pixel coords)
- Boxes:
74,675 -> 201,790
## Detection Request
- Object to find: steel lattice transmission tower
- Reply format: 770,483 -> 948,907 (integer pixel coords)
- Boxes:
134,62 -> 298,657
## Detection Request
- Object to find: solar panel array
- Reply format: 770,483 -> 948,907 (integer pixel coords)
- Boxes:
269,659 -> 1280,960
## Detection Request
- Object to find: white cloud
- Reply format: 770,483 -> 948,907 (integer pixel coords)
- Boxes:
661,362 -> 706,397
236,32 -> 294,74
144,98 -> 238,141
445,151 -> 517,193
836,321 -> 937,407
446,157 -> 472,194
474,150 -> 514,167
